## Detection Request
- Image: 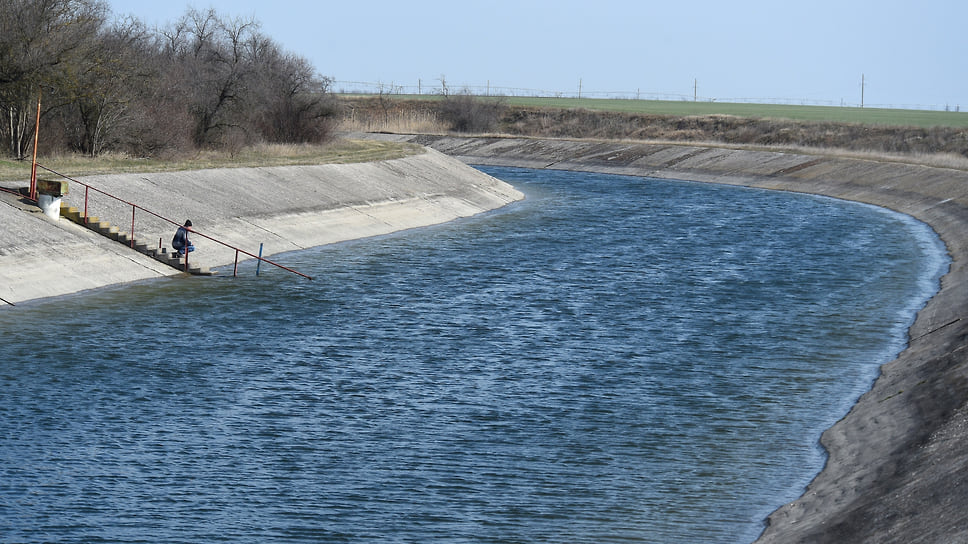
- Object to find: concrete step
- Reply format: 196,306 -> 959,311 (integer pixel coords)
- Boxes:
55,204 -> 215,276
60,204 -> 82,222
85,218 -> 117,239
88,219 -> 110,233
165,256 -> 212,275
103,225 -> 121,241
166,253 -> 187,269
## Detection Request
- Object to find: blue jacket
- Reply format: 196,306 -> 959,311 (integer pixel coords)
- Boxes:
172,226 -> 189,250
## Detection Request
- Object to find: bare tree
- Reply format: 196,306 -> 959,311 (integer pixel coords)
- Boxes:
0,0 -> 108,157
0,3 -> 340,158
57,16 -> 154,155
376,82 -> 402,129
438,74 -> 448,97
439,90 -> 506,133
250,43 -> 338,143
163,9 -> 260,147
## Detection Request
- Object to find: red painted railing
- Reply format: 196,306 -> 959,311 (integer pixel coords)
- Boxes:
35,164 -> 313,280
0,185 -> 26,200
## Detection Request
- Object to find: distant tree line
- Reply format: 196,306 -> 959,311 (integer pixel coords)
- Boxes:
0,0 -> 338,159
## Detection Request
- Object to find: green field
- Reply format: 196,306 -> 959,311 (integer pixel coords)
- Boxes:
368,94 -> 968,129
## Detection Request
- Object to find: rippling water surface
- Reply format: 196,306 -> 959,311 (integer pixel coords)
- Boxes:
0,167 -> 948,543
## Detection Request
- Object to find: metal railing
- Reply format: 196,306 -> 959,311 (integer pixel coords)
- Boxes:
0,185 -> 26,200
36,164 -> 313,280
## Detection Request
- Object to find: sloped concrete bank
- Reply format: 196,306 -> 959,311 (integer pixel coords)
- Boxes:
372,134 -> 968,543
0,147 -> 522,304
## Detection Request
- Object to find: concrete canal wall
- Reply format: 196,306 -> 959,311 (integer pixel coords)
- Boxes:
0,147 -> 523,304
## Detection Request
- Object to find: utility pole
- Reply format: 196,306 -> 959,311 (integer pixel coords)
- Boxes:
861,73 -> 865,108
578,78 -> 582,99
694,79 -> 698,102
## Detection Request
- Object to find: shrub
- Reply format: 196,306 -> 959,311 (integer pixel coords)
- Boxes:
439,92 -> 506,133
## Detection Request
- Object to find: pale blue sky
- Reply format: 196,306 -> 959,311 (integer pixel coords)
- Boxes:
109,0 -> 967,109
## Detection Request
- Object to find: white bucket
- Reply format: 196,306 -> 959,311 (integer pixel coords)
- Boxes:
38,194 -> 62,220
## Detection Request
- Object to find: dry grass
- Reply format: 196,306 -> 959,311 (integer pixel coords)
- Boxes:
379,94 -> 968,129
5,97 -> 965,184
500,108 -> 968,158
340,106 -> 447,134
340,96 -> 968,169
0,139 -> 424,182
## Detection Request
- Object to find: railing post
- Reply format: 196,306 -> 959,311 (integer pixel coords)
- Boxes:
256,243 -> 264,277
83,186 -> 89,224
130,205 -> 136,248
234,249 -> 239,277
29,91 -> 40,202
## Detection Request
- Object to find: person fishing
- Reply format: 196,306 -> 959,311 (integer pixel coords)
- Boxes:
172,220 -> 195,254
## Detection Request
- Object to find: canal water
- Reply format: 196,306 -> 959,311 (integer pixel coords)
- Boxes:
0,167 -> 948,543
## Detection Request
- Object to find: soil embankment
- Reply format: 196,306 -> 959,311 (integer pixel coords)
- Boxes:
368,133 -> 968,543
0,147 -> 522,304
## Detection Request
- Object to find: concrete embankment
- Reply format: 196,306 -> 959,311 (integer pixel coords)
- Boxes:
0,147 -> 522,304
370,133 -> 968,543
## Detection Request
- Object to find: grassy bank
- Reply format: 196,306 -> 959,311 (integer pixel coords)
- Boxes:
340,96 -> 968,166
507,98 -> 968,128
6,94 -> 967,181
350,94 -> 968,129
0,140 -> 423,183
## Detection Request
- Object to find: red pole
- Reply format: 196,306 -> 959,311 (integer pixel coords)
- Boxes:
29,91 -> 41,201
184,227 -> 189,273
83,186 -> 89,224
